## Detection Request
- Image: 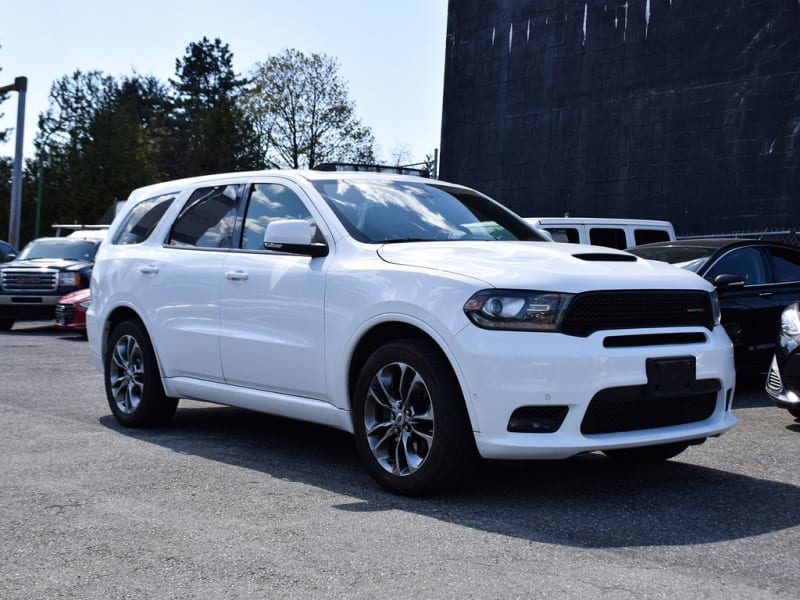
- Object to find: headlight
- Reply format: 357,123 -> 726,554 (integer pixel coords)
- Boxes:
59,272 -> 80,286
79,300 -> 91,309
464,290 -> 573,331
710,290 -> 722,327
781,303 -> 800,338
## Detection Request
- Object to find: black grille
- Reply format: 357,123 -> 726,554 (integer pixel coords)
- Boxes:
581,379 -> 720,434
562,290 -> 714,337
603,333 -> 707,348
55,303 -> 77,325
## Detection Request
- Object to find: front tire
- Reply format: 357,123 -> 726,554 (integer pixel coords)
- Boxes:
0,318 -> 14,331
105,320 -> 178,427
352,338 -> 476,495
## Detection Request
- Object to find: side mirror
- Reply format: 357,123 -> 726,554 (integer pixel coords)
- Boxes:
1,253 -> 16,263
263,219 -> 328,258
713,273 -> 746,289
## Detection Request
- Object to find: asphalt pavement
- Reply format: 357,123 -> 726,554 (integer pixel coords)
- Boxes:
1,322 -> 798,599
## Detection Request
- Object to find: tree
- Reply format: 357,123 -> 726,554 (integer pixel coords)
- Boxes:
244,49 -> 375,169
170,37 -> 263,176
35,71 -> 170,229
0,157 -> 10,232
35,70 -> 118,225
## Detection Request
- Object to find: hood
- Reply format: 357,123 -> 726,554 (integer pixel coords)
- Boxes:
376,241 -> 712,293
59,287 -> 91,303
3,258 -> 91,270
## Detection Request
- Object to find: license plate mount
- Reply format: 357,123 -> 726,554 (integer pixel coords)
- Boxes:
646,356 -> 696,398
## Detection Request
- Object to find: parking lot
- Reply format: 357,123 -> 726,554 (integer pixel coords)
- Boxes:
1,322 -> 799,599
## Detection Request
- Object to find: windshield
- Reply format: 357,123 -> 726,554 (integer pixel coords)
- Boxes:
312,178 -> 547,243
18,239 -> 98,262
627,245 -> 714,273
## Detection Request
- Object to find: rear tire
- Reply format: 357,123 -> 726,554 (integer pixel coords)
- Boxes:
603,441 -> 690,464
788,406 -> 800,420
0,319 -> 14,331
352,338 -> 476,495
105,319 -> 178,427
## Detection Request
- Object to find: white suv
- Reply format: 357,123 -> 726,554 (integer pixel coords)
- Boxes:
87,169 -> 737,495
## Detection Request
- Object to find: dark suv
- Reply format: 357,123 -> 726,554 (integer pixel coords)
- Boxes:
0,233 -> 103,331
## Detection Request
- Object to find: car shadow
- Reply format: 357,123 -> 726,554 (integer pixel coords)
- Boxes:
2,322 -> 86,340
732,373 -> 772,409
99,403 -> 800,549
4,323 -> 62,336
58,333 -> 87,342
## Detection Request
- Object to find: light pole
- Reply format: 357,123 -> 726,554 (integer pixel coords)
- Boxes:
0,76 -> 27,248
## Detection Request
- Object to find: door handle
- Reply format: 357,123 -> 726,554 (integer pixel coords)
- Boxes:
758,292 -> 773,298
225,271 -> 249,281
138,265 -> 159,275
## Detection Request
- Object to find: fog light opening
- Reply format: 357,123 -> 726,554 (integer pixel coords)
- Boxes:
507,406 -> 568,433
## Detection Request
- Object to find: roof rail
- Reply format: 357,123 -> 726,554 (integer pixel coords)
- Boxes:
312,162 -> 430,178
51,223 -> 111,237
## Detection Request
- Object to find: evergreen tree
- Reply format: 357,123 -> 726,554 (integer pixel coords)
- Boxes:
170,37 -> 263,176
35,71 -> 171,230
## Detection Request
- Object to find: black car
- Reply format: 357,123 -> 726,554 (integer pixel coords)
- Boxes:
765,302 -> 800,419
628,238 -> 800,373
0,240 -> 16,262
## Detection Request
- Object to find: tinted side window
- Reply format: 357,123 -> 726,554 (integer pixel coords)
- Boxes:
768,247 -> 800,283
113,194 -> 176,245
240,183 -> 319,250
167,185 -> 243,249
545,227 -> 580,243
634,229 -> 671,246
706,247 -> 768,285
589,228 -> 627,249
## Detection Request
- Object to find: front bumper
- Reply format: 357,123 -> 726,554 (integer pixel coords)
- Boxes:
453,324 -> 737,460
766,355 -> 800,409
0,293 -> 61,321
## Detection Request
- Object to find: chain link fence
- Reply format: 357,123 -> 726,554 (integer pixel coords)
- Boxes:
678,228 -> 800,246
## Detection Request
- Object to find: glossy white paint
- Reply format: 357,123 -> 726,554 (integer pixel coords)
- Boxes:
87,169 -> 737,461
454,323 -> 736,459
219,250 -> 327,398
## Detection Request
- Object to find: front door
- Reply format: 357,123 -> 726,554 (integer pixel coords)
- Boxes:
219,180 -> 329,400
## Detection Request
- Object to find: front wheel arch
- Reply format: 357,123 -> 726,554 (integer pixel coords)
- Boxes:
347,321 -> 474,424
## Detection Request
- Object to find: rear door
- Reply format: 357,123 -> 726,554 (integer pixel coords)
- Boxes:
145,184 -> 243,382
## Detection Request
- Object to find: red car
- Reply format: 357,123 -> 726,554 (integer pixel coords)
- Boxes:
54,287 -> 90,332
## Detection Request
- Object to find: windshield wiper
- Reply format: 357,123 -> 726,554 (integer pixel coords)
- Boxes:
377,237 -> 432,244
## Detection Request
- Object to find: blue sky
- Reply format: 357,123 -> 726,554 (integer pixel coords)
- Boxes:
0,0 -> 448,164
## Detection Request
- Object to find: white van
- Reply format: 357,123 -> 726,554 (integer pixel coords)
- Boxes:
526,217 -> 675,249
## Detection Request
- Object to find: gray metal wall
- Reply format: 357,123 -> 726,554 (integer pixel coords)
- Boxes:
439,0 -> 800,236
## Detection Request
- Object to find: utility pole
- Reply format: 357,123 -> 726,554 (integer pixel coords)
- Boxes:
1,76 -> 27,248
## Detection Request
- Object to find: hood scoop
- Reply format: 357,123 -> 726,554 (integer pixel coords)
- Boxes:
573,252 -> 637,262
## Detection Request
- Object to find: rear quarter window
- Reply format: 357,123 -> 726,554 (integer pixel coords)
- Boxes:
113,194 -> 176,245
